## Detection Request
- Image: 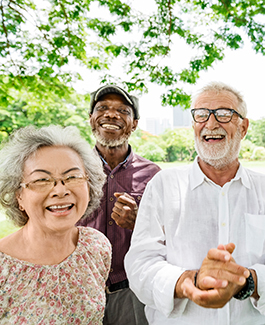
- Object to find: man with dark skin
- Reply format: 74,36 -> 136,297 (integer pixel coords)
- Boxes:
77,85 -> 161,325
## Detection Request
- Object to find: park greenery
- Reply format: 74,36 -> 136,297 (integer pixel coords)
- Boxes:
1,0 -> 265,118
1,1 -> 265,158
128,118 -> 265,162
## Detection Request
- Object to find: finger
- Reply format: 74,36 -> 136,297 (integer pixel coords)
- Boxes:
111,211 -> 120,222
203,266 -> 249,286
199,276 -> 228,290
113,201 -> 125,212
223,243 -> 236,254
181,278 -> 225,308
217,243 -> 235,254
207,248 -> 232,262
114,192 -> 136,206
111,212 -> 134,229
114,192 -> 133,200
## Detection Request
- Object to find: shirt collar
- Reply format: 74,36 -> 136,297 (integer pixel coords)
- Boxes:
190,156 -> 251,190
94,145 -> 133,168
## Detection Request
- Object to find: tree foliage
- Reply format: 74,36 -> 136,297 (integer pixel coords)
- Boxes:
246,118 -> 265,147
0,75 -> 93,143
1,0 -> 265,110
131,120 -> 265,163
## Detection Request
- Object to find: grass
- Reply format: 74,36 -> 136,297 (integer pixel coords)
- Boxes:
0,219 -> 20,239
156,159 -> 265,173
0,159 -> 264,239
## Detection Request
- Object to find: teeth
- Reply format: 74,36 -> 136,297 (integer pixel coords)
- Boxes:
204,135 -> 224,140
48,204 -> 72,209
102,124 -> 119,130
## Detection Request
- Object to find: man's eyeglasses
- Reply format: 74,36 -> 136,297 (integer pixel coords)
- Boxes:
191,108 -> 244,123
20,174 -> 88,193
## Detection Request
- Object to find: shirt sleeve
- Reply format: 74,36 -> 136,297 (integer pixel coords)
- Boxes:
124,174 -> 188,317
251,264 -> 265,314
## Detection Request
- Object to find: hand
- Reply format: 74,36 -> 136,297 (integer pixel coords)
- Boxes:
196,243 -> 249,291
111,192 -> 138,230
177,243 -> 250,308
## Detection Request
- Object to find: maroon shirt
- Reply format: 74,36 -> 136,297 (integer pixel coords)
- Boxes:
77,146 -> 161,285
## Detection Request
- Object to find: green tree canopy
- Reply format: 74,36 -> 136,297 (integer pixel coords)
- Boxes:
1,0 -> 265,109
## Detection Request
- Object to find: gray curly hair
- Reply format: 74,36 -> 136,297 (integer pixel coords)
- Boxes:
0,125 -> 106,227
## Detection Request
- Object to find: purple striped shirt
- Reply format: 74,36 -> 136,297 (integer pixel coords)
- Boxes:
77,146 -> 161,285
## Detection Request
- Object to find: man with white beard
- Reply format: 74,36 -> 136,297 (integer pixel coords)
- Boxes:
125,81 -> 265,325
77,84 -> 160,325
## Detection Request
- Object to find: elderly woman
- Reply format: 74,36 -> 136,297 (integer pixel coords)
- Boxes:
0,125 -> 111,324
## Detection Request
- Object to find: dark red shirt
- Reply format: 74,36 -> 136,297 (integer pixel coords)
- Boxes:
77,146 -> 161,285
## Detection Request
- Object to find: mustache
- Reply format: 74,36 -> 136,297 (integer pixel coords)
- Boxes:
200,128 -> 227,137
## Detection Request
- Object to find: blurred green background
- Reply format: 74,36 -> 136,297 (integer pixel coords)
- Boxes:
1,160 -> 265,239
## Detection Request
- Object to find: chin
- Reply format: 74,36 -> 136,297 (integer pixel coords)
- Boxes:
93,130 -> 131,147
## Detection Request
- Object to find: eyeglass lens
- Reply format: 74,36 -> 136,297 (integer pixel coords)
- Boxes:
193,109 -> 233,123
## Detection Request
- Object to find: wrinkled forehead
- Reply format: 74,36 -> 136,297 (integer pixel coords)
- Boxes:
193,90 -> 239,110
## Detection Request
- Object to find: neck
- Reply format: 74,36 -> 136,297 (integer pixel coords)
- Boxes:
198,157 -> 240,187
96,141 -> 130,170
18,224 -> 79,265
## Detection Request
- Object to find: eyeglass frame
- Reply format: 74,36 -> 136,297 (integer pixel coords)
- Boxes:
191,108 -> 244,124
20,174 -> 89,192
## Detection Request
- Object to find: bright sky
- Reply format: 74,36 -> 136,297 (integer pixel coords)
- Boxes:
75,0 -> 265,130
136,40 -> 265,129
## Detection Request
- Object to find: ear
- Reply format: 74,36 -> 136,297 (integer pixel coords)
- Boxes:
240,118 -> 249,139
132,119 -> 138,132
16,190 -> 24,211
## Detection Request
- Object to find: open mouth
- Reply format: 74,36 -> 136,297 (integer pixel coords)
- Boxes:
203,135 -> 225,142
46,204 -> 74,213
100,123 -> 121,130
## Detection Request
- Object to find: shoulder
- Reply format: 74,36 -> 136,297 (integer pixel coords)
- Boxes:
145,165 -> 191,193
77,226 -> 111,250
0,229 -> 21,256
152,164 -> 191,182
131,152 -> 161,170
243,167 -> 265,186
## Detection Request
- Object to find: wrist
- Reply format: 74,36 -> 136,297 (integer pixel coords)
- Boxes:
233,269 -> 255,300
175,270 -> 197,298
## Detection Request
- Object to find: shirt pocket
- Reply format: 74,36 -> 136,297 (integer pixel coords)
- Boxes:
245,213 -> 265,263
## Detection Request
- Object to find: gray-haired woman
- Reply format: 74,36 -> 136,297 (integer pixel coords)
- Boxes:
0,125 -> 111,324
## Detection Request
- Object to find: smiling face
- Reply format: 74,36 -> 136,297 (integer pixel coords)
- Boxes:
89,93 -> 138,148
193,90 -> 249,169
16,146 -> 90,233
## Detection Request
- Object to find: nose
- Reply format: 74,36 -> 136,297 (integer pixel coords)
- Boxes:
104,108 -> 120,119
205,112 -> 219,129
50,180 -> 70,197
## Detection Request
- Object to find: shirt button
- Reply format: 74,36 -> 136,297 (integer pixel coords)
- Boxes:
109,221 -> 113,226
110,175 -> 114,179
221,222 -> 226,227
137,196 -> 141,201
222,192 -> 225,196
110,197 -> 114,201
110,268 -> 113,273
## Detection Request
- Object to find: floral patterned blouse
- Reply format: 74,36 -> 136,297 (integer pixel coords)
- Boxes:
0,226 -> 111,325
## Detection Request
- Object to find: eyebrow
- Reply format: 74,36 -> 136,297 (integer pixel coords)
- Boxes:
29,167 -> 82,176
95,104 -> 132,110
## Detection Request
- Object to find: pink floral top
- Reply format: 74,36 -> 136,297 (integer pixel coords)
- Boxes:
0,226 -> 111,325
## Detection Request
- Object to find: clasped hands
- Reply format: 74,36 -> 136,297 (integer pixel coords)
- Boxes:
111,192 -> 138,230
176,243 -> 253,308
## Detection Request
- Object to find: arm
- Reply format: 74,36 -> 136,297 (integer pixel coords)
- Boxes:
124,179 -> 188,318
111,192 -> 138,230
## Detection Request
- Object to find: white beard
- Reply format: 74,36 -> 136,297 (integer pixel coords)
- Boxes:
195,127 -> 242,169
92,128 -> 132,148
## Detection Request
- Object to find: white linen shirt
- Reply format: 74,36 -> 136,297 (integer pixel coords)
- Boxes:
125,158 -> 265,325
